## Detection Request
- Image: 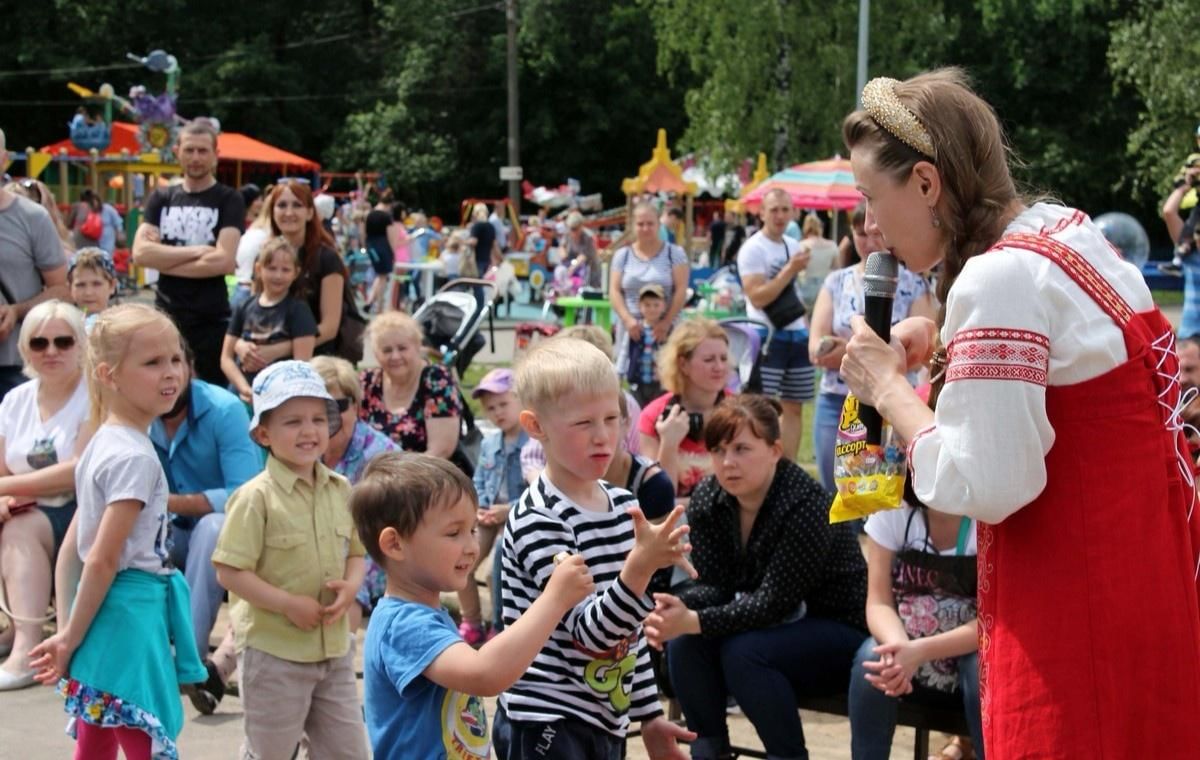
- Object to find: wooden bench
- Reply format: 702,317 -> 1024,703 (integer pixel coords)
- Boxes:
632,693 -> 971,760
724,693 -> 972,760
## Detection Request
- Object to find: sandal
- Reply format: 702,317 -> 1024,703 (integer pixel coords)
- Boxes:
929,736 -> 974,760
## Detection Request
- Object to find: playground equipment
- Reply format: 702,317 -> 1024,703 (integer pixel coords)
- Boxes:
620,129 -> 698,252
726,153 -> 770,218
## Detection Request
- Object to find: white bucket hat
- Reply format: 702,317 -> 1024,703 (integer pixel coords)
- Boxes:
249,360 -> 342,437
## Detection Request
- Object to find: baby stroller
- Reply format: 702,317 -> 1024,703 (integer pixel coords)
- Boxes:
692,265 -> 746,314
414,278 -> 498,476
718,317 -> 773,392
414,278 -> 498,379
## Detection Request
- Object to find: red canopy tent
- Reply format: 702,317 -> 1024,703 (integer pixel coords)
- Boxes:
40,121 -> 320,179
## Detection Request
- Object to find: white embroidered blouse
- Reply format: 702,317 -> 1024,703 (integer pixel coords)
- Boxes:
908,203 -> 1155,524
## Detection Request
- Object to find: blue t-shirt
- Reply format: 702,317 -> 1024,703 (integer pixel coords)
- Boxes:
364,597 -> 491,759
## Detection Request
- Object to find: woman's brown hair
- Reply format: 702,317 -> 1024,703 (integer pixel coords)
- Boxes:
267,180 -> 340,280
841,68 -> 1020,318
704,394 -> 783,450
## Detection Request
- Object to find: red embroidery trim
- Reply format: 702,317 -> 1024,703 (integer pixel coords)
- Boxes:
946,327 -> 1051,386
905,423 -> 936,464
1039,209 -> 1085,237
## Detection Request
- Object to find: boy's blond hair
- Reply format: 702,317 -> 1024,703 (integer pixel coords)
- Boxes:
515,337 -> 618,414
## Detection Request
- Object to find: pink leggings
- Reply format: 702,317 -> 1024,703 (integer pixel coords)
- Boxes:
75,721 -> 151,760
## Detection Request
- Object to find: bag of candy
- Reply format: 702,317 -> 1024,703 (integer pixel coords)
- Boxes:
829,394 -> 907,523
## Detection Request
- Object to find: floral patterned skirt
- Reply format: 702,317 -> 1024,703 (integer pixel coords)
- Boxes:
59,678 -> 179,759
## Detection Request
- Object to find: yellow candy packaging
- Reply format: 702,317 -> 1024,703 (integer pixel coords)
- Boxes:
829,394 -> 906,523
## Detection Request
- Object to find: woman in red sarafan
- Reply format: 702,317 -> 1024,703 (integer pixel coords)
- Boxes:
838,68 -> 1200,759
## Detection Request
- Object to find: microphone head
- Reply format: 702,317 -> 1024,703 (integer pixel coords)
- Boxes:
863,251 -> 899,298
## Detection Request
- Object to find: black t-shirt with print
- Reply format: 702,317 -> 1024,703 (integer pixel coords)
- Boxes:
227,294 -> 317,383
143,182 -> 244,323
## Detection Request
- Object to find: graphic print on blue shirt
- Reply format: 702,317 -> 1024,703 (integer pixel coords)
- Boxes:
440,690 -> 490,758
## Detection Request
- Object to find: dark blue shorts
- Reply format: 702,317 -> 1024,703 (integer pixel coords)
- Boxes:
493,706 -> 622,760
39,500 -> 76,557
758,329 -> 816,402
366,236 -> 394,275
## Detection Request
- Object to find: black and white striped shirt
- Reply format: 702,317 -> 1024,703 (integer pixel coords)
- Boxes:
498,474 -> 663,735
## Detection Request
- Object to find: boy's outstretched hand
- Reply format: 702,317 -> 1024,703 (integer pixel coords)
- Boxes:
628,504 -> 696,581
641,716 -> 696,759
544,553 -> 595,611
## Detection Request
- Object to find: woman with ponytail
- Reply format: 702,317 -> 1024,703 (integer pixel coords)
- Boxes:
838,68 -> 1200,758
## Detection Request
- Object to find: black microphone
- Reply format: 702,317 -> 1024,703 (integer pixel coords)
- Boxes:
860,251 -> 899,446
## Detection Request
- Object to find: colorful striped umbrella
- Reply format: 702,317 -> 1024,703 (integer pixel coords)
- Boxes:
741,156 -> 862,212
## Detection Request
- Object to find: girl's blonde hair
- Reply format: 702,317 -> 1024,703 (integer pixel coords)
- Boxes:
251,236 -> 303,296
802,213 -> 824,238
18,300 -> 87,379
658,318 -> 728,394
311,355 -> 362,406
86,304 -> 179,424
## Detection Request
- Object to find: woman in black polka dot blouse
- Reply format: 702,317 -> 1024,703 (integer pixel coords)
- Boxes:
646,394 -> 867,760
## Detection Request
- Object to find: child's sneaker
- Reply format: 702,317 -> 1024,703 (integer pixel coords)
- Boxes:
485,626 -> 500,643
457,620 -> 486,646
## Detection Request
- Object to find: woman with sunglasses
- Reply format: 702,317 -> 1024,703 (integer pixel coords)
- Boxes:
0,300 -> 94,690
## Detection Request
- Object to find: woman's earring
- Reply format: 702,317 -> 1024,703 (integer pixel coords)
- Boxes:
930,208 -> 942,229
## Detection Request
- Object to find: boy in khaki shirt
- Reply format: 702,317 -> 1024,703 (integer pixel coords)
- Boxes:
213,360 -> 368,760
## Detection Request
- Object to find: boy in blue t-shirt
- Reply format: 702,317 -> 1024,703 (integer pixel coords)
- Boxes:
351,453 -> 594,760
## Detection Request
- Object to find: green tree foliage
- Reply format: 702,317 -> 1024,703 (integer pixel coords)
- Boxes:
0,0 -> 1188,229
962,0 -> 1145,212
0,0 -> 380,176
1109,0 -> 1200,198
643,0 -> 956,172
327,0 -> 690,215
645,0 -> 1158,226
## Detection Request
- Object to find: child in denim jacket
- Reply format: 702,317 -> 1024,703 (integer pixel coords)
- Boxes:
458,368 -> 527,644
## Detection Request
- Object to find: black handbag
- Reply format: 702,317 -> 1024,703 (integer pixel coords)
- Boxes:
761,238 -> 806,329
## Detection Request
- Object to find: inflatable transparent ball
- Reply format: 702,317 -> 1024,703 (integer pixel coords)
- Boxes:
1094,212 -> 1150,269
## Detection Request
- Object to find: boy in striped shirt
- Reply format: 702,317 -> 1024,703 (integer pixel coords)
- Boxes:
496,338 -> 696,759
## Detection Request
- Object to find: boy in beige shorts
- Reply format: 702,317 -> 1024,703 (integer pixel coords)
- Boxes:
213,360 -> 368,759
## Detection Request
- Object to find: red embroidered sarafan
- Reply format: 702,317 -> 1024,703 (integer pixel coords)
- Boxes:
974,231 -> 1200,759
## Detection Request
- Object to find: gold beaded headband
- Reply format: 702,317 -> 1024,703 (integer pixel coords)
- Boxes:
861,77 -> 936,160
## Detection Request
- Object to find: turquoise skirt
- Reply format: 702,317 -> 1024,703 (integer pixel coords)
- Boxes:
58,569 -> 207,759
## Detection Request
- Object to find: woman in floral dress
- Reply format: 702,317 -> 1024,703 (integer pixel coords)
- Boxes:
358,311 -> 461,458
